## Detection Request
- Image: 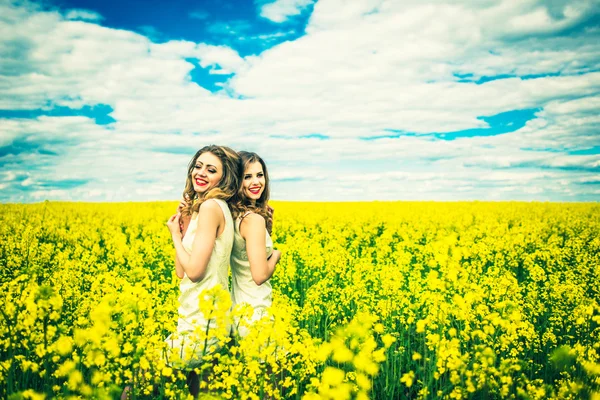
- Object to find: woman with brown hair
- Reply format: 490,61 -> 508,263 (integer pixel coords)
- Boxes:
228,151 -> 281,337
165,144 -> 241,366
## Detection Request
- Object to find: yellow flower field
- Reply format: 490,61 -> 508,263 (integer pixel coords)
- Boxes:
1,201 -> 599,399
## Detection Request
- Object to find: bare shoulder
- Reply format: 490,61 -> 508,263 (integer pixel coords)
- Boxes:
241,212 -> 265,226
199,199 -> 224,217
239,212 -> 266,237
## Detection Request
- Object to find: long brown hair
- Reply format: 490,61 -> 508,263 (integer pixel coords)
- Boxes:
181,145 -> 241,216
230,151 -> 270,220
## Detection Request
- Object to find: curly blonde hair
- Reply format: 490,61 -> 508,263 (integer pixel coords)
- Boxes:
229,151 -> 270,220
181,145 -> 241,216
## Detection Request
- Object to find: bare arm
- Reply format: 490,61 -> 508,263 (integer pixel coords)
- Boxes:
174,252 -> 185,279
167,200 -> 223,282
240,213 -> 279,285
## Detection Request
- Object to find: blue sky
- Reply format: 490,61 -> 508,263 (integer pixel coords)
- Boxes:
1,0 -> 599,202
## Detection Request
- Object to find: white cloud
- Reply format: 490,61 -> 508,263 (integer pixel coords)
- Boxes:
194,44 -> 246,74
259,0 -> 315,23
307,0 -> 381,30
503,2 -> 595,36
65,9 -> 103,22
238,30 -> 296,42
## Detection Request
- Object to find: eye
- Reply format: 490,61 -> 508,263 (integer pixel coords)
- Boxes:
244,175 -> 251,179
257,173 -> 264,178
208,169 -> 217,174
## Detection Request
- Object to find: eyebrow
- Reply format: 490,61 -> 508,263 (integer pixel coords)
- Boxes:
195,161 -> 219,169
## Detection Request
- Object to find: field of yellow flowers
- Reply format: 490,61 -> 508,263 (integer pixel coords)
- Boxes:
1,201 -> 599,399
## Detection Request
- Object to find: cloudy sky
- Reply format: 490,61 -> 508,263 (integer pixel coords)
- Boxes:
1,0 -> 599,202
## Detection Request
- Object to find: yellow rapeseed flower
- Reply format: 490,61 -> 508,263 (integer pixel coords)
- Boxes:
400,371 -> 415,388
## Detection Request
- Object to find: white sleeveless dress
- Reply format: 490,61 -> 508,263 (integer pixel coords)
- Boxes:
230,212 -> 273,337
165,198 -> 233,368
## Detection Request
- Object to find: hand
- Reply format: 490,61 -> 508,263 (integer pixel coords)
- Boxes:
167,213 -> 182,238
177,194 -> 190,213
176,200 -> 186,213
269,249 -> 282,265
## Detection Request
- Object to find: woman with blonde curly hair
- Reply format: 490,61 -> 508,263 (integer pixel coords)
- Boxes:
228,151 -> 281,338
165,144 -> 241,367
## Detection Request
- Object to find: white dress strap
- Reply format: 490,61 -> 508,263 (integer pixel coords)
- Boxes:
237,211 -> 253,229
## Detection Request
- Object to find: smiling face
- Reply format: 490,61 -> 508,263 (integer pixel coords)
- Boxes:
242,161 -> 265,204
191,151 -> 223,194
